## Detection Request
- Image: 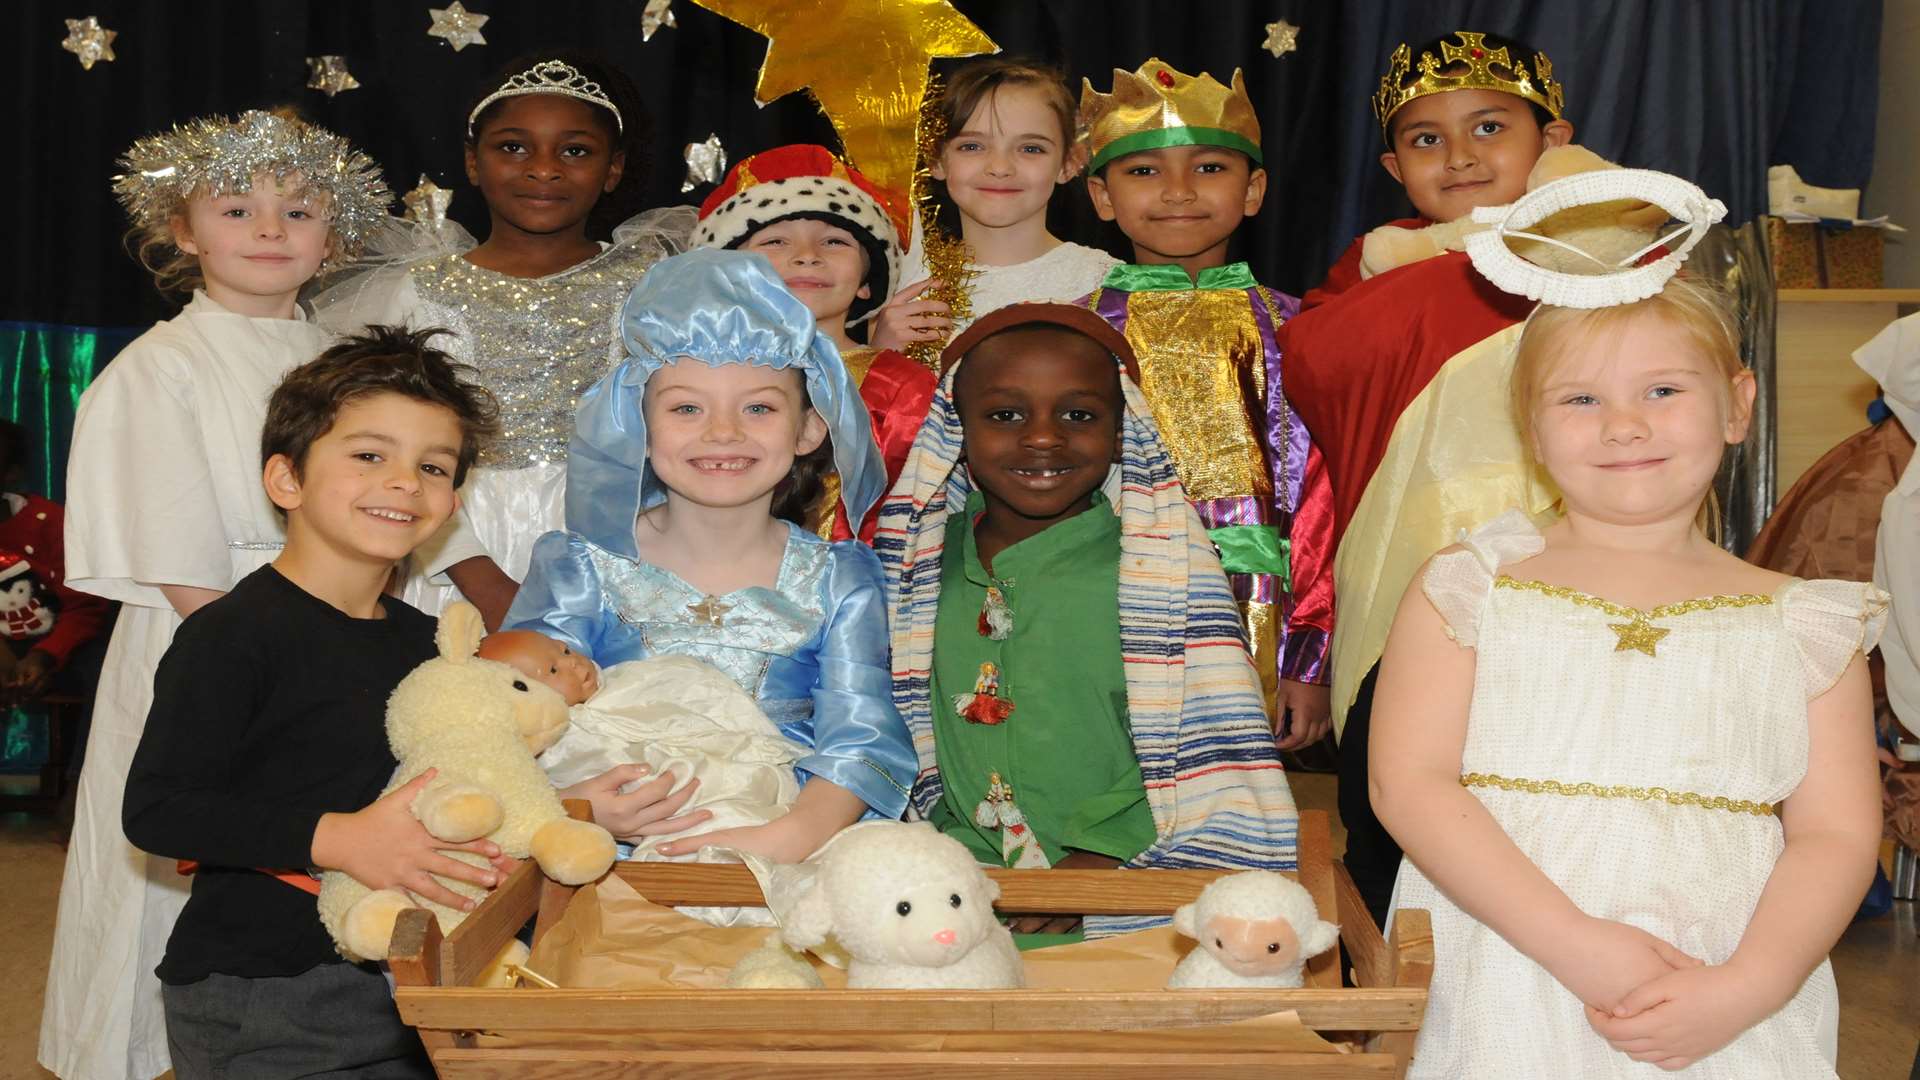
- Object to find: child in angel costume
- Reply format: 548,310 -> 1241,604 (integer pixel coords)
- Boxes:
43,110 -> 387,1080
1074,60 -> 1336,756
876,302 -> 1298,942
1371,170 -> 1887,1078
313,53 -> 693,629
503,249 -> 916,865
874,57 -> 1121,353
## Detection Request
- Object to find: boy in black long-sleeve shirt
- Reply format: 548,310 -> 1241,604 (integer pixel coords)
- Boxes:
123,326 -> 500,1079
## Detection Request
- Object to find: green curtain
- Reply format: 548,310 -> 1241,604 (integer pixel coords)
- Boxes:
0,322 -> 131,774
0,322 -> 137,501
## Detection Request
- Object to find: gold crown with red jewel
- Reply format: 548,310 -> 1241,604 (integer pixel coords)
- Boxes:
1079,59 -> 1262,174
1372,31 -> 1564,141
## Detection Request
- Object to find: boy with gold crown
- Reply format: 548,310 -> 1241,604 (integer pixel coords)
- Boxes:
1278,31 -> 1669,925
1075,60 -> 1334,758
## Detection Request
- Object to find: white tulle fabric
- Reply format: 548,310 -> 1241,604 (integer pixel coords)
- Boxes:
1464,169 -> 1727,309
539,655 -> 804,926
1393,510 -> 1887,1078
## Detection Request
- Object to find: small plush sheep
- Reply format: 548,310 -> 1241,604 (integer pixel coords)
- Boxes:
781,822 -> 1024,989
1167,870 -> 1339,989
725,933 -> 825,989
315,603 -> 617,977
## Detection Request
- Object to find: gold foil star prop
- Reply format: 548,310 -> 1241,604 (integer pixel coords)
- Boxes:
305,55 -> 361,98
61,16 -> 116,70
1263,18 -> 1301,59
401,175 -> 453,230
680,133 -> 726,193
1608,618 -> 1670,657
427,3 -> 489,51
642,0 -> 677,41
690,0 -> 996,212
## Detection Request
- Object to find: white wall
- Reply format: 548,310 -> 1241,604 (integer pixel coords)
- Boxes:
1866,0 -> 1920,287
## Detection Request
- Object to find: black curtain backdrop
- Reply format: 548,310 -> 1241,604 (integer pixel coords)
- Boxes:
7,0 -> 1879,329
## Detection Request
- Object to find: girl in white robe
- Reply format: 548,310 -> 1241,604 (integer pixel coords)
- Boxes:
40,111 -> 387,1080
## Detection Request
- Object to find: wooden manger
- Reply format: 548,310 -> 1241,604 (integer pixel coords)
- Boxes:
390,807 -> 1431,1077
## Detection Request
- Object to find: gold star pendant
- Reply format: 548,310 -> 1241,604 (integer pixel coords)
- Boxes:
1263,18 -> 1301,59
686,596 -> 732,627
306,55 -> 361,98
61,16 -> 117,70
690,0 -> 996,206
427,2 -> 489,51
1607,618 -> 1670,657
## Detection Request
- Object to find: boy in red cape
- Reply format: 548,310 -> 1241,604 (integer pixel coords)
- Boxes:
1279,30 -> 1574,923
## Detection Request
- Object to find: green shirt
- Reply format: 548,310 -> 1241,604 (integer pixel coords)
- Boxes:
926,492 -> 1158,868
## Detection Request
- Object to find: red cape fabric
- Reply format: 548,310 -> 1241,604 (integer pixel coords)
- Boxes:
1300,217 -> 1428,313
1280,248 -> 1535,546
834,348 -> 937,543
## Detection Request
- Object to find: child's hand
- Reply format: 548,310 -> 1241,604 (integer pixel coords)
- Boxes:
869,278 -> 952,352
1274,679 -> 1331,750
1584,964 -> 1771,1070
1004,851 -> 1120,934
311,769 -> 502,911
557,764 -> 711,842
1547,916 -> 1702,1013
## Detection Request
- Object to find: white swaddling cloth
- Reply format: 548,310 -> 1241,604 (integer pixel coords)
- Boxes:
539,655 -> 805,925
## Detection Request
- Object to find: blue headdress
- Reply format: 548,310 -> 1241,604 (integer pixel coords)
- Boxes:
567,248 -> 884,557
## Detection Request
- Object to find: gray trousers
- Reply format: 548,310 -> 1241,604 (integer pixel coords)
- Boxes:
162,962 -> 432,1079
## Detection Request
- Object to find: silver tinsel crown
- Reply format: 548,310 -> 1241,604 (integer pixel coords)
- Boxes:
467,59 -> 625,137
111,110 -> 391,254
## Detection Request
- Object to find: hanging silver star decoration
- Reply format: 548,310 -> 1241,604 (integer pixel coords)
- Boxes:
402,175 -> 454,231
61,16 -> 117,70
681,133 -> 726,194
1262,18 -> 1301,59
642,0 -> 677,41
427,3 -> 489,51
305,55 -> 361,98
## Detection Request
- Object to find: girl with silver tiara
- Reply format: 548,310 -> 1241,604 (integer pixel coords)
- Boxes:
314,52 -> 694,630
43,110 -> 388,1080
504,248 -> 917,863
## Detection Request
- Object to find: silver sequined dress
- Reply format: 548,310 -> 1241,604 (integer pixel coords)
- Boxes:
314,209 -> 693,612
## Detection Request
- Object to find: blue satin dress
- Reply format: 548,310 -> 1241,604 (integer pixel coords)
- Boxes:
506,522 -> 915,820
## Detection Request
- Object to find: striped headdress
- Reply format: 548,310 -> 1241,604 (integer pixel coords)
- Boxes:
874,339 -> 1299,935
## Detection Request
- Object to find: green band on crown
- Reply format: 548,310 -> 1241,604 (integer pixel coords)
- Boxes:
1089,127 -> 1264,174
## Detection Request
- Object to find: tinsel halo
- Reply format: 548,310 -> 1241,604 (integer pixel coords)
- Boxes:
112,110 -> 391,255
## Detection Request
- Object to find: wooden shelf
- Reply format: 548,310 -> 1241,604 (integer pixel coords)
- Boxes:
1776,288 -> 1920,303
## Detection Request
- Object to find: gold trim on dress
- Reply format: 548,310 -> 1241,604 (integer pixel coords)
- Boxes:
1461,771 -> 1778,817
1493,576 -> 1775,620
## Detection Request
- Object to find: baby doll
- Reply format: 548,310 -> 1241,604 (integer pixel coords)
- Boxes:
479,630 -> 806,855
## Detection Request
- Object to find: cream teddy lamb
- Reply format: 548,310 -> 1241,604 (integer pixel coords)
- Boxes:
1167,870 -> 1339,989
780,822 -> 1024,989
315,602 -> 617,978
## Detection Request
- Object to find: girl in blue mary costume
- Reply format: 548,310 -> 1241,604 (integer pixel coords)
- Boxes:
505,248 -> 915,862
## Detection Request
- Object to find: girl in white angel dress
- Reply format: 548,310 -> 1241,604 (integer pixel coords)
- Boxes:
313,52 -> 691,630
1371,173 -> 1887,1079
43,111 -> 389,1080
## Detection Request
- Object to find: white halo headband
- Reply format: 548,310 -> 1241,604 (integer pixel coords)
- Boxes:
467,59 -> 624,137
1464,168 -> 1727,310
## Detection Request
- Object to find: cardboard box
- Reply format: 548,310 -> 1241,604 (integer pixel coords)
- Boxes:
1768,216 -> 1884,288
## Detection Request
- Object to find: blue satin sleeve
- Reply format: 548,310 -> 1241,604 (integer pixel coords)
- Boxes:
503,531 -> 632,664
794,542 -> 915,820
